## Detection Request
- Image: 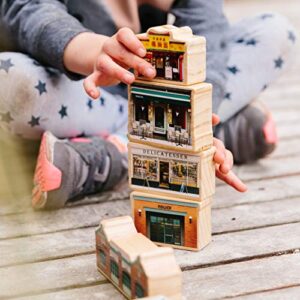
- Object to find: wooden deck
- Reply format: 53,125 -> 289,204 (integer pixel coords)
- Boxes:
1,0 -> 300,299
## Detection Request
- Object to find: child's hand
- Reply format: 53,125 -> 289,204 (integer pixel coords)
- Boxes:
212,114 -> 247,192
83,27 -> 156,99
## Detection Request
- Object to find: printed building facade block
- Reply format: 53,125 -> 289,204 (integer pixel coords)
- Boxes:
131,192 -> 212,251
128,80 -> 213,152
95,216 -> 182,300
136,25 -> 206,85
128,142 -> 215,201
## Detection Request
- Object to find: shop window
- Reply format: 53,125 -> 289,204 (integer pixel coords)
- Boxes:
135,101 -> 149,123
172,106 -> 186,129
170,161 -> 197,187
135,282 -> 145,298
110,260 -> 119,279
133,155 -> 158,181
148,212 -> 183,246
122,271 -> 131,290
99,249 -> 106,266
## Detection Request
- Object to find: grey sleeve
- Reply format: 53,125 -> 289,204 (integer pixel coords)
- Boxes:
1,0 -> 90,78
171,0 -> 230,113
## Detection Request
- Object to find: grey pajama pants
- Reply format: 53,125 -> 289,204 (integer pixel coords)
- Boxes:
0,13 -> 297,140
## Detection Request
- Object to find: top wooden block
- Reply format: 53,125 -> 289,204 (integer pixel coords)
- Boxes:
136,25 -> 206,85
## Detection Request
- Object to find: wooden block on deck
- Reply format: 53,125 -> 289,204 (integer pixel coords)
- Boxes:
128,142 -> 215,201
128,80 -> 213,152
95,216 -> 182,300
136,25 -> 206,85
131,192 -> 212,251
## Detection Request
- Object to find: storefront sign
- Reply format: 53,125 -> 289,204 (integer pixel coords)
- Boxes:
141,34 -> 185,52
131,147 -> 199,163
157,204 -> 172,210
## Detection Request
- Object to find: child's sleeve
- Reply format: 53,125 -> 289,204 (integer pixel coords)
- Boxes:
1,0 -> 90,79
171,0 -> 230,113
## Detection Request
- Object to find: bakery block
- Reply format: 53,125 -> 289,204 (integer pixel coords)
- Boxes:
131,192 -> 212,251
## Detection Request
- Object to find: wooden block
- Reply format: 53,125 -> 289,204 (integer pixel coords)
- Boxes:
95,216 -> 182,300
128,80 -> 213,152
135,25 -> 206,85
128,142 -> 215,201
131,192 -> 212,251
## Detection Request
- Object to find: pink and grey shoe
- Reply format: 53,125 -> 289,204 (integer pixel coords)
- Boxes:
32,131 -> 127,210
215,100 -> 278,164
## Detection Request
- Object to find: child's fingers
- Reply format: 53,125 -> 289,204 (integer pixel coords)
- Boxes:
83,72 -> 101,99
213,137 -> 226,165
96,54 -> 135,85
116,27 -> 146,58
212,113 -> 220,126
104,42 -> 156,78
219,149 -> 233,175
216,169 -> 247,193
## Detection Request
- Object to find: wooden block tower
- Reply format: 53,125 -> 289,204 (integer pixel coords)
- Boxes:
128,25 -> 215,251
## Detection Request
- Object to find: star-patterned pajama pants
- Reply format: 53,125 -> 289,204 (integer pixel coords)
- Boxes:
0,13 -> 297,140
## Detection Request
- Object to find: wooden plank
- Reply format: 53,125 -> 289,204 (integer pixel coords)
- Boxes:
14,284 -> 124,300
2,227 -> 300,299
233,286 -> 300,300
0,187 -> 130,216
175,223 -> 300,269
0,254 -> 106,299
2,191 -> 300,242
271,138 -> 300,159
215,175 -> 300,208
0,199 -> 130,239
233,156 -> 300,182
183,253 -> 300,300
213,197 -> 300,234
0,227 -> 95,268
1,221 -> 300,270
273,110 -> 299,125
277,123 -> 300,140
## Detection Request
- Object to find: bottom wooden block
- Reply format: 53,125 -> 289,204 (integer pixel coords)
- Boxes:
131,192 -> 212,251
95,216 -> 182,300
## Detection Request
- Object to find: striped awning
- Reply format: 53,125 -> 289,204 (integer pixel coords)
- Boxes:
131,86 -> 190,102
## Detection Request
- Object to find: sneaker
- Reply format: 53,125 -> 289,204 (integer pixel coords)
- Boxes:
32,131 -> 127,210
215,100 -> 278,164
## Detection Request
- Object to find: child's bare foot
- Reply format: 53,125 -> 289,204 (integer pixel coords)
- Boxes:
215,100 -> 277,164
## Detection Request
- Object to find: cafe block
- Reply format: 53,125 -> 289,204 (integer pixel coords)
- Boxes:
128,80 -> 213,152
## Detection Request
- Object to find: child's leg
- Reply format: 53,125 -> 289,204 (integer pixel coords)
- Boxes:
0,52 -> 128,208
217,13 -> 297,122
0,52 -> 128,139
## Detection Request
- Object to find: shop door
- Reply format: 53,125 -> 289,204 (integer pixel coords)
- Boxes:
159,161 -> 169,188
154,104 -> 166,134
147,212 -> 183,246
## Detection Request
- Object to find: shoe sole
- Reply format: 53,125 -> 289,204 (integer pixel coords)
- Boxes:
32,132 -> 62,209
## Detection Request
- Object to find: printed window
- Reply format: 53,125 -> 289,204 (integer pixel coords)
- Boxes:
122,271 -> 131,289
135,101 -> 149,123
110,260 -> 119,279
170,161 -> 197,187
99,249 -> 106,266
133,155 -> 157,181
135,283 -> 145,298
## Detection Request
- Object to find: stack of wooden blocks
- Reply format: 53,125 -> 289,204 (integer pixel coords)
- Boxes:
95,25 -> 215,299
129,25 -> 215,251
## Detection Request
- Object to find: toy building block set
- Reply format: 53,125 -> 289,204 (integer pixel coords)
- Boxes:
95,25 -> 215,299
95,216 -> 182,300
